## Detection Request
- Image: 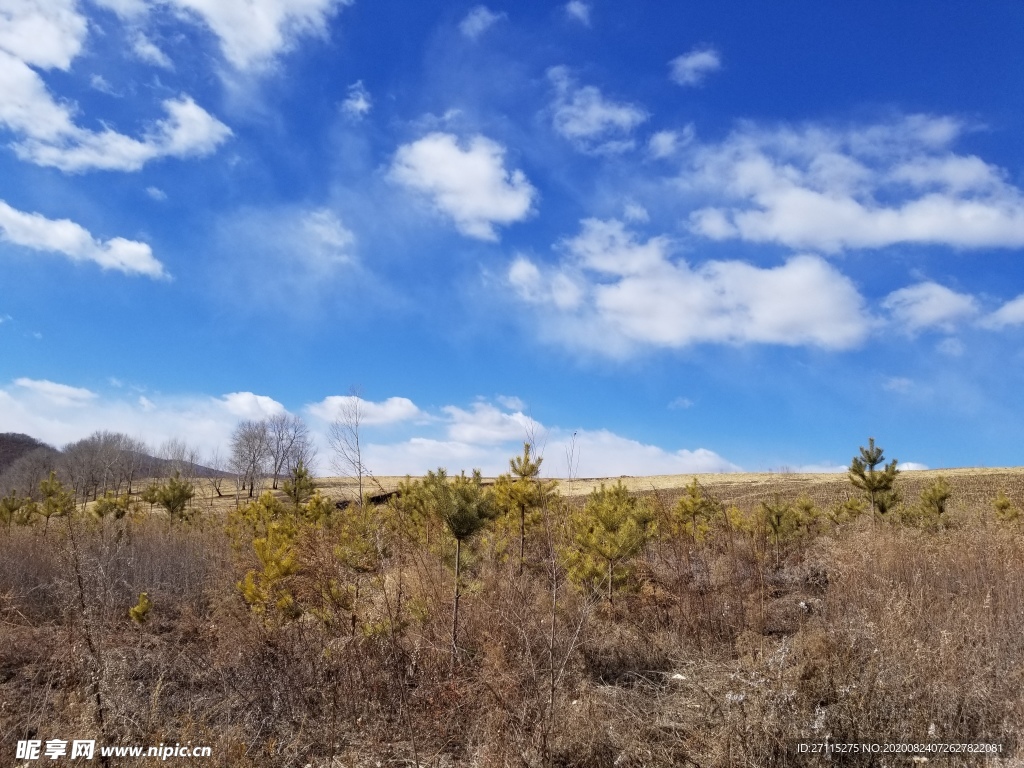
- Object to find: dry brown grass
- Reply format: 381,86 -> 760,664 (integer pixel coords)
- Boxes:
1,469 -> 1022,766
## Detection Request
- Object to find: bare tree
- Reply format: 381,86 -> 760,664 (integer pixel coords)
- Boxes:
206,447 -> 228,497
230,420 -> 270,500
158,438 -> 201,482
266,413 -> 312,490
0,446 -> 61,500
114,435 -> 149,496
328,392 -> 370,509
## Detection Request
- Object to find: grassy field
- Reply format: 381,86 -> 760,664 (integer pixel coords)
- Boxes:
2,467 -> 1022,766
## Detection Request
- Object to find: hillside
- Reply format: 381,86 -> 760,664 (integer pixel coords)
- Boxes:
0,432 -> 52,475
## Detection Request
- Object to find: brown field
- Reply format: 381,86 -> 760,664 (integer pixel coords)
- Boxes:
2,467 -> 1023,767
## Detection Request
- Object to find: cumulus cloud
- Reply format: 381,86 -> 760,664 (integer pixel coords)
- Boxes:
981,294 -> 1024,329
390,132 -> 536,240
508,218 -> 870,355
1,381 -> 740,479
13,94 -> 232,173
0,380 -> 293,456
340,80 -> 371,119
443,402 -> 540,445
548,67 -> 648,154
144,0 -> 352,71
882,281 -> 978,333
0,0 -> 86,70
0,200 -> 167,278
564,1 -> 590,25
361,405 -> 738,476
307,396 -> 423,426
670,46 -> 721,86
220,392 -> 286,419
0,3 -> 230,173
686,116 -> 1024,252
459,6 -> 505,39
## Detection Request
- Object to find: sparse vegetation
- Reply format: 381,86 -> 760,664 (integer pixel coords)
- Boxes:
0,435 -> 1021,767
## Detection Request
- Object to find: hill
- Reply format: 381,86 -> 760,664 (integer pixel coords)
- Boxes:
0,433 -> 53,475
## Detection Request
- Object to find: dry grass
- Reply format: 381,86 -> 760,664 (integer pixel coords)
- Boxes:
1,468 -> 1022,766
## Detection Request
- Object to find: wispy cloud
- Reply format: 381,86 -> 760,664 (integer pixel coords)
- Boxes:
670,46 -> 721,86
548,66 -> 648,154
459,6 -> 506,39
883,281 -> 978,334
340,80 -> 372,118
564,1 -> 590,26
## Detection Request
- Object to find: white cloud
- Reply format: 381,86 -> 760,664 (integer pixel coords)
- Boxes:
220,392 -> 286,419
146,186 -> 167,201
496,395 -> 525,411
564,1 -> 590,25
882,281 -> 978,333
307,396 -> 422,426
443,402 -> 540,445
340,80 -> 371,119
548,67 -> 648,154
131,31 -> 173,69
14,95 -> 233,173
0,199 -> 167,278
93,0 -> 350,72
212,206 -> 356,311
161,0 -> 351,72
0,381 -> 288,457
361,407 -> 738,477
901,462 -> 930,471
668,397 -> 693,410
670,46 -> 721,86
390,132 -> 536,241
0,2 -> 230,173
0,383 -> 741,479
550,429 -> 740,476
648,127 -> 694,159
0,0 -> 87,70
623,203 -> 649,223
687,116 -> 1024,252
90,74 -> 117,95
14,377 -> 96,407
509,218 -> 870,355
459,5 -> 505,39
981,294 -> 1024,329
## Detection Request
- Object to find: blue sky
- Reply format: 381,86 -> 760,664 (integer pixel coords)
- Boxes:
2,0 -> 1024,476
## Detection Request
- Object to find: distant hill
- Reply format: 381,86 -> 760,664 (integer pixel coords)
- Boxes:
0,433 -> 54,475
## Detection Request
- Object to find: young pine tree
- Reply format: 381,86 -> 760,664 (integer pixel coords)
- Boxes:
494,443 -> 557,573
423,468 -> 496,666
565,482 -> 656,605
848,437 -> 899,520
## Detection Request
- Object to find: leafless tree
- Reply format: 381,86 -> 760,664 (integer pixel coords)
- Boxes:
114,435 -> 149,496
230,420 -> 270,501
158,438 -> 201,482
206,447 -> 228,497
328,392 -> 370,509
266,413 -> 313,489
0,446 -> 61,499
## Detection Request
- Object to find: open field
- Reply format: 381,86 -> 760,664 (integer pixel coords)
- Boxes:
2,467 -> 1023,766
